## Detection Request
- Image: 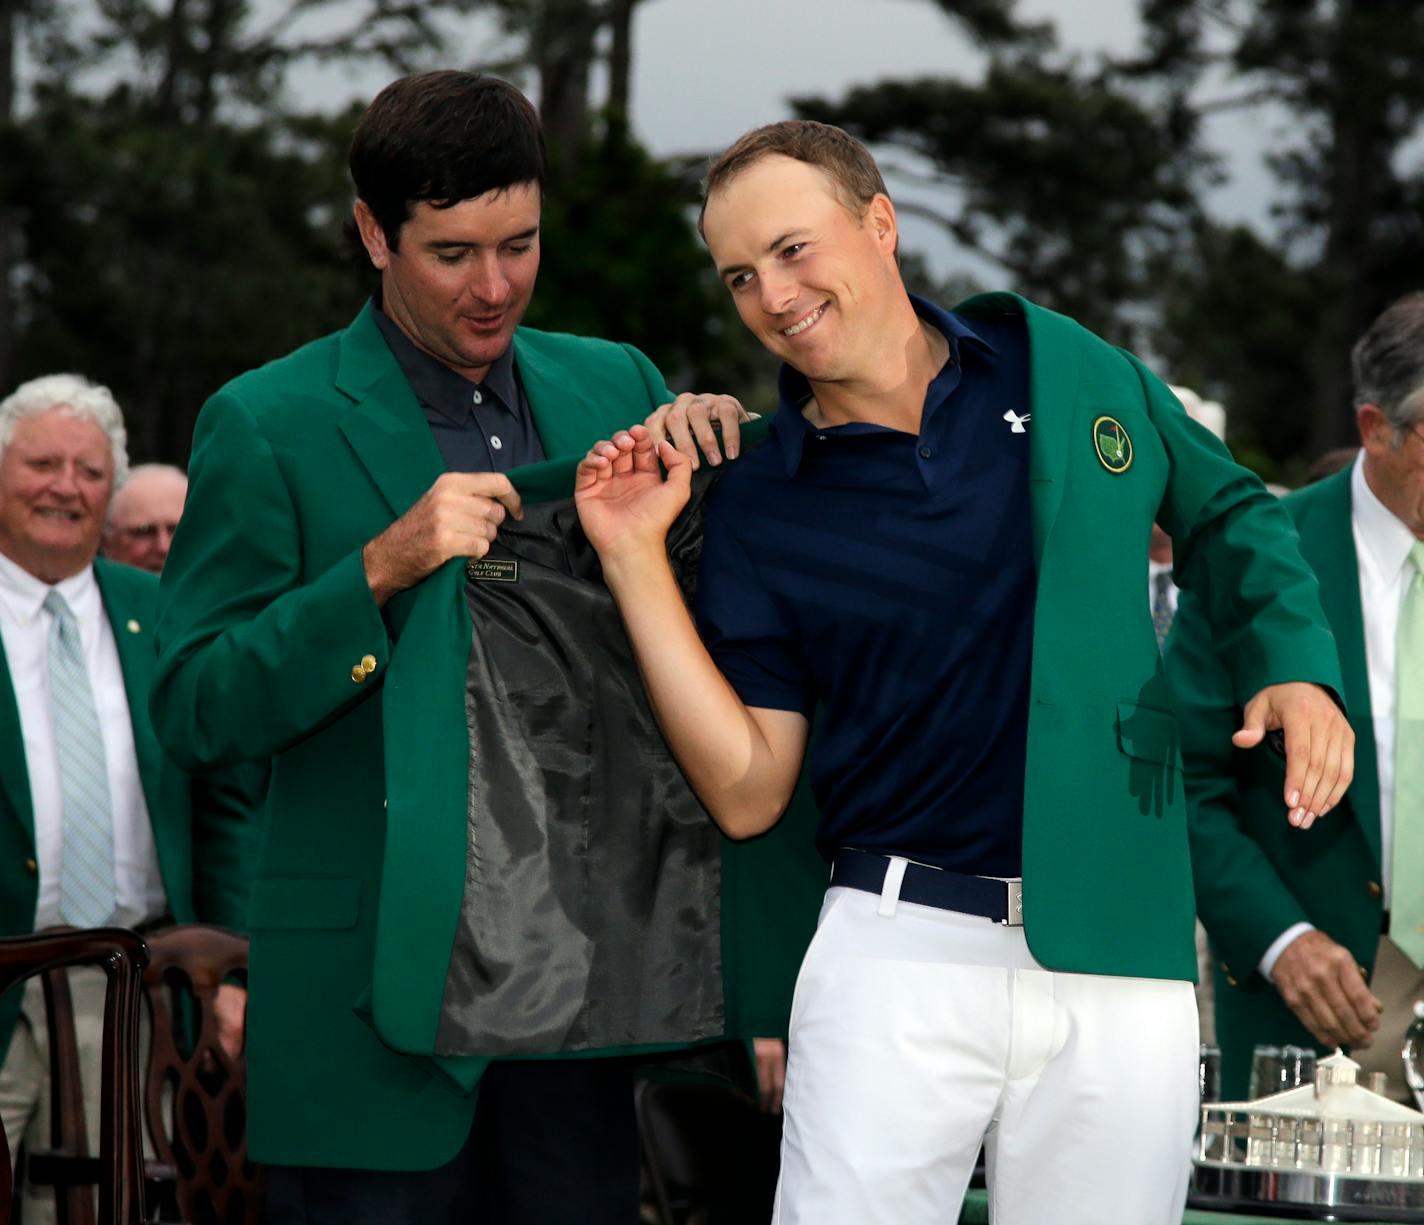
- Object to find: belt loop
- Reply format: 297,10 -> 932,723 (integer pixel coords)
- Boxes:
878,856 -> 909,917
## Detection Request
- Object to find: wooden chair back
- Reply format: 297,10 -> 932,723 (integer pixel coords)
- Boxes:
140,925 -> 263,1225
0,928 -> 148,1225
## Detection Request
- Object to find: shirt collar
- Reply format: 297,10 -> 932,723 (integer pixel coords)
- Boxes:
1351,450 -> 1418,585
769,294 -> 997,476
371,295 -> 521,417
0,549 -> 99,626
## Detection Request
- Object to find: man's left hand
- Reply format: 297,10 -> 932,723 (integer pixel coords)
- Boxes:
213,982 -> 247,1061
1233,682 -> 1354,829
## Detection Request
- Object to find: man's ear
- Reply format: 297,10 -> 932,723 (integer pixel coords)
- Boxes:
867,193 -> 898,255
1357,403 -> 1391,453
353,199 -> 392,271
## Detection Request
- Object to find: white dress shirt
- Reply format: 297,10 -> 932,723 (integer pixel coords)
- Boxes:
1261,453 -> 1416,977
0,552 -> 167,927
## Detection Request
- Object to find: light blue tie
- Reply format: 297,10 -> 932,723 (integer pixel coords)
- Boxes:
43,590 -> 115,928
1390,542 -> 1424,968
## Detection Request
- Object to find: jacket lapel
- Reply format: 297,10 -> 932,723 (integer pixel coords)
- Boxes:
514,331 -> 617,459
1295,469 -> 1381,864
955,292 -> 1081,567
335,303 -> 446,518
0,638 -> 34,845
93,562 -> 164,813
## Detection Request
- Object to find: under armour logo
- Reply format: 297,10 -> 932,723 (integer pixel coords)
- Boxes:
1003,409 -> 1031,434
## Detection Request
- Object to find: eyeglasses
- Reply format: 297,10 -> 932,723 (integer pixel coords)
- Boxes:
116,521 -> 180,542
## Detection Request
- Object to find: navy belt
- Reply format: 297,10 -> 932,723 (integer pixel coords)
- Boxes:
830,849 -> 1024,926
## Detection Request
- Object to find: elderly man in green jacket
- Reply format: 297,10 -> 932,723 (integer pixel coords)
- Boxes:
1170,291 -> 1424,1101
0,373 -> 258,1225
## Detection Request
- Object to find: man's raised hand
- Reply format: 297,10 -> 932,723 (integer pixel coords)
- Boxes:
575,426 -> 692,562
362,471 -> 523,607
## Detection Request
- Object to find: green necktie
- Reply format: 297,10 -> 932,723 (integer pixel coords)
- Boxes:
1390,540 -> 1424,968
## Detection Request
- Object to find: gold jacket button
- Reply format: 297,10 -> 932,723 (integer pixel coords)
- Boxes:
1367,880 -> 1383,898
351,664 -> 368,683
361,655 -> 378,674
24,858 -> 37,873
1225,973 -> 1239,988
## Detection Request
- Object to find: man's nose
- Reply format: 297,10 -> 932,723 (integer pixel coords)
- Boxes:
465,255 -> 511,307
758,268 -> 797,317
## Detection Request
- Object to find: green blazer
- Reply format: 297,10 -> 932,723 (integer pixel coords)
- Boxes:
152,293 -> 1341,1171
0,558 -> 258,1059
150,304 -> 724,1171
1167,466 -> 1380,1099
944,294 -> 1341,983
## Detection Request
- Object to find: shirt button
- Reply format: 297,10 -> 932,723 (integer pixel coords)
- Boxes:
919,446 -> 933,459
816,434 -> 827,441
472,389 -> 483,405
491,436 -> 503,450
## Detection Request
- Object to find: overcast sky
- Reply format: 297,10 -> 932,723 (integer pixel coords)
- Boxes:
270,0 -> 1282,278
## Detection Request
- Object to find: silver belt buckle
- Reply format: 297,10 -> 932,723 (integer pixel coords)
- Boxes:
1001,880 -> 1024,927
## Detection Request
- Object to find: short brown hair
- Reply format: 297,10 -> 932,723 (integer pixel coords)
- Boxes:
350,71 -> 544,252
699,120 -> 889,237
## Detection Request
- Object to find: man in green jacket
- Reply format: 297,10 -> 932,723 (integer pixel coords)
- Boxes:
0,373 -> 257,1224
1169,291 -> 1424,1101
150,71 -> 754,1225
575,120 -> 1354,1225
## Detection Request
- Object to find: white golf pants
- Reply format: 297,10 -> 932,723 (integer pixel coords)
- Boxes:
773,881 -> 1199,1225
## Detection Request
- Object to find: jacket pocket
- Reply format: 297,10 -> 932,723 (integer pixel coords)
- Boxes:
1115,700 -> 1183,771
247,877 -> 362,931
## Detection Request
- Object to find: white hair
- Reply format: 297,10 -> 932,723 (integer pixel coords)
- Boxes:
0,374 -> 130,487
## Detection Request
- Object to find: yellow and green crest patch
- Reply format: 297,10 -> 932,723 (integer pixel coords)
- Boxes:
1092,415 -> 1133,473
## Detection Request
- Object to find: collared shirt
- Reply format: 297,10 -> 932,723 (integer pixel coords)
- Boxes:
695,296 -> 1035,875
372,300 -> 545,473
0,553 -> 166,927
1353,450 -> 1419,904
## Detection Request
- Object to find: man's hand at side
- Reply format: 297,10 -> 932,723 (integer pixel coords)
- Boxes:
644,393 -> 755,469
362,471 -> 523,608
753,1037 -> 786,1114
1233,682 -> 1354,828
213,983 -> 247,1061
1270,929 -> 1381,1049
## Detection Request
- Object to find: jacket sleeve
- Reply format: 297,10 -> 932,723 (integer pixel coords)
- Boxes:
1165,589 -> 1311,983
1123,352 -> 1344,707
187,758 -> 267,931
151,388 -> 391,770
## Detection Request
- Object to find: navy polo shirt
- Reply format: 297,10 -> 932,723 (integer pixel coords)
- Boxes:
695,297 -> 1035,876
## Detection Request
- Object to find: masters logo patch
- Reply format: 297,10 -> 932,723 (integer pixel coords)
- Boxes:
467,558 -> 519,583
1092,416 -> 1134,474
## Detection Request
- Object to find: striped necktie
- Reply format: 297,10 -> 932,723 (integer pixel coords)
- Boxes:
43,590 -> 116,928
1389,541 -> 1424,968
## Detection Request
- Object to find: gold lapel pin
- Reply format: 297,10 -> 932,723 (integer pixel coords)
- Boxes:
126,619 -> 141,634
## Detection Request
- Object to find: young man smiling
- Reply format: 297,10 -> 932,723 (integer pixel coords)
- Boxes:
576,121 -> 1355,1224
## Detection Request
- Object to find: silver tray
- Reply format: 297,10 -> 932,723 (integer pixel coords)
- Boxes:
1193,1161 -> 1424,1221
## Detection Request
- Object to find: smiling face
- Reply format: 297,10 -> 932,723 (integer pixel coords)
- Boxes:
702,155 -> 902,386
355,182 -> 542,381
0,408 -> 116,583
